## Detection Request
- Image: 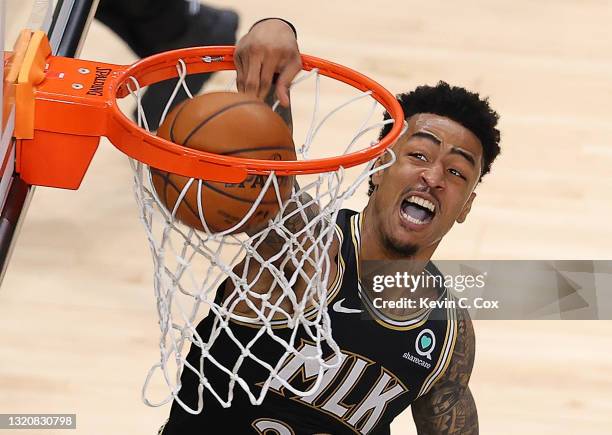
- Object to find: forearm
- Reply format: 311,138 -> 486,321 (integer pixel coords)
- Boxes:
263,74 -> 293,133
255,77 -> 320,251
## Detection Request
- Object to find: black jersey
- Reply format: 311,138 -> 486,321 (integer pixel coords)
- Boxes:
162,209 -> 458,435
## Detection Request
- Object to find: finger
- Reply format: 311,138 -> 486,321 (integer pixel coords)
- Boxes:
233,37 -> 249,93
234,53 -> 246,93
275,58 -> 302,107
257,56 -> 278,101
244,54 -> 263,97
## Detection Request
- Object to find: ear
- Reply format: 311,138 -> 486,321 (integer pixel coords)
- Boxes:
456,192 -> 476,223
370,151 -> 390,191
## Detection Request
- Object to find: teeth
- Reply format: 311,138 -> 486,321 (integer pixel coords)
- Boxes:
407,195 -> 435,213
406,215 -> 425,225
401,209 -> 426,225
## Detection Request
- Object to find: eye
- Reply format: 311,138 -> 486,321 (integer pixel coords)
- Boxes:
409,152 -> 428,162
448,168 -> 466,180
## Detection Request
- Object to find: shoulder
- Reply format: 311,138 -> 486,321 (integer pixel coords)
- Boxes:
423,262 -> 475,387
421,305 -> 475,396
336,208 -> 358,226
443,306 -> 475,389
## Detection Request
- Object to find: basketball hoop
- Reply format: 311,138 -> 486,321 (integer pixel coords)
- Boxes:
13,31 -> 405,412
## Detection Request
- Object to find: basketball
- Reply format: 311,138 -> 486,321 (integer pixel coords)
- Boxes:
151,92 -> 296,234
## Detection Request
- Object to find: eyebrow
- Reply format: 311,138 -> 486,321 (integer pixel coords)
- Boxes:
410,130 -> 476,168
450,147 -> 476,167
411,131 -> 441,144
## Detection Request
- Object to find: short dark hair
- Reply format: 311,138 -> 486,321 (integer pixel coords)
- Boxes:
368,81 -> 501,195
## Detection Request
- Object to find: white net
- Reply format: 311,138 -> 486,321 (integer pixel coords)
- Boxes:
123,58 -> 400,413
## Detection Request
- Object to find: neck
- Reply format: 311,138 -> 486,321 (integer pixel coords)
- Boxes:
359,206 -> 442,318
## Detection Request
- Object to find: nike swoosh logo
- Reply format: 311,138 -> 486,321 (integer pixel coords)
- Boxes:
332,298 -> 363,314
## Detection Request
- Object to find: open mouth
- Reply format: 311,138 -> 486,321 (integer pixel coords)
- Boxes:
400,195 -> 436,226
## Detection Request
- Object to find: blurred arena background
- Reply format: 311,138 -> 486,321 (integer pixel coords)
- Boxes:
1,0 -> 611,433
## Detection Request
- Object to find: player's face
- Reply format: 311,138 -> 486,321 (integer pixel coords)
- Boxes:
369,114 -> 483,258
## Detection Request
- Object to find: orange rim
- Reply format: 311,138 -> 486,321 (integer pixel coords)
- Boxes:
109,46 -> 404,176
17,38 -> 404,187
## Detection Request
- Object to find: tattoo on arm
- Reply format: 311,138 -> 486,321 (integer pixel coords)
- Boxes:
256,187 -> 320,251
411,308 -> 478,434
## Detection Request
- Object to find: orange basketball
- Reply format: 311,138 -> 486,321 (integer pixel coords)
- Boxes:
151,92 -> 296,234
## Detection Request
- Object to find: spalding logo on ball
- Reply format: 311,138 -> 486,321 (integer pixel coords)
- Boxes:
151,92 -> 296,234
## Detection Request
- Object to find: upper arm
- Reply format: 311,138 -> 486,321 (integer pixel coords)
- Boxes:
411,308 -> 478,434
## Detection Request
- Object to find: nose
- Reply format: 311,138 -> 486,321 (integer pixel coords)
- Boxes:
421,163 -> 445,189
